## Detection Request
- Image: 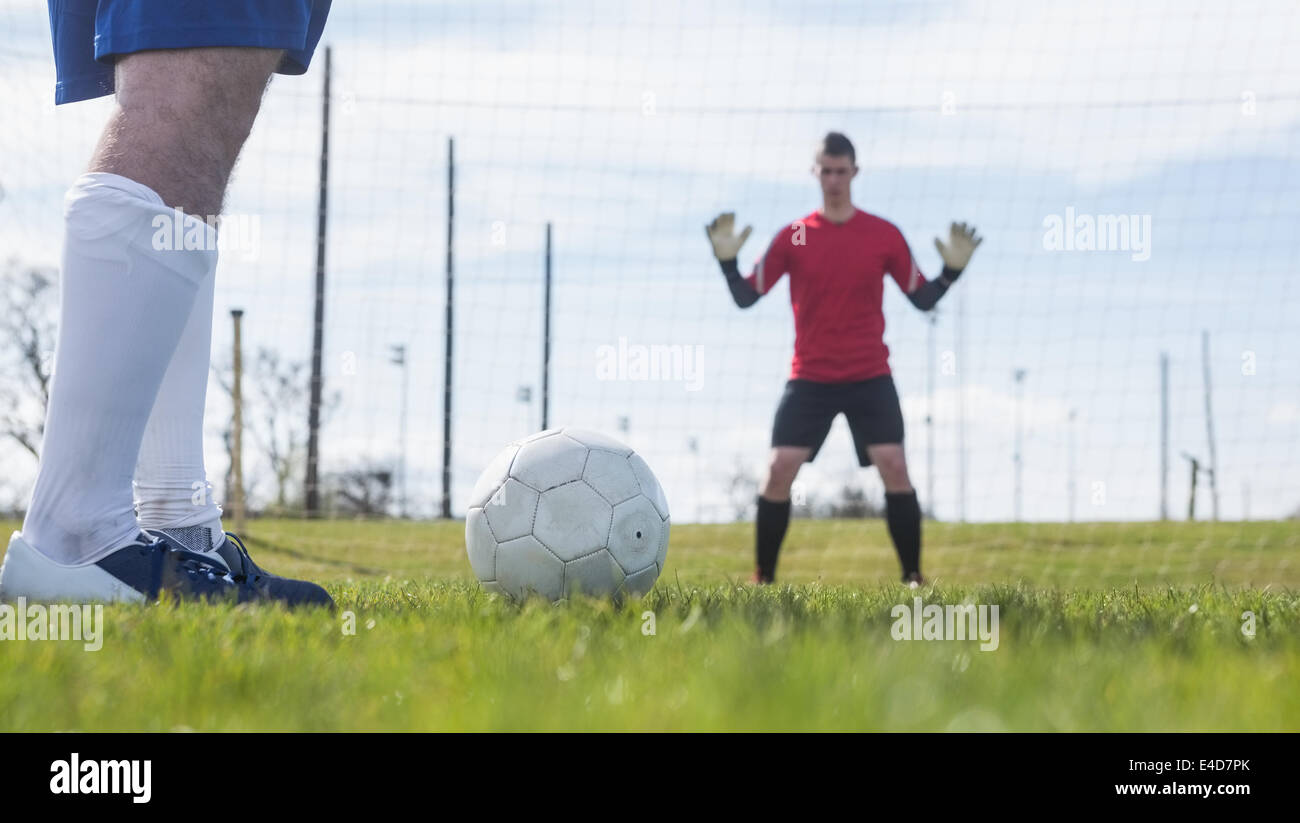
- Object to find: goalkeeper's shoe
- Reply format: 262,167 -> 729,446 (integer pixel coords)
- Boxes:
0,529 -> 249,604
153,527 -> 334,610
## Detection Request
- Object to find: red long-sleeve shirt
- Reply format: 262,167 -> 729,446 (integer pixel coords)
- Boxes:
746,208 -> 926,382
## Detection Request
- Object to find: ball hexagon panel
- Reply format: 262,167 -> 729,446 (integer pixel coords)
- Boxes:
533,481 -> 613,562
467,443 -> 518,509
564,548 -> 626,597
511,434 -> 588,490
608,495 -> 663,574
495,535 -> 564,600
464,507 -> 496,582
561,427 -> 633,455
622,564 -> 660,597
628,452 -> 669,519
483,478 -> 538,542
582,449 -> 643,505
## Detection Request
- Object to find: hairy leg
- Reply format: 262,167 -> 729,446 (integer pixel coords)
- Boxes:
124,48 -> 285,545
89,47 -> 284,217
22,48 -> 281,564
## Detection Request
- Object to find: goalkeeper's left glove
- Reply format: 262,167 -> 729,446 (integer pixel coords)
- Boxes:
933,221 -> 983,278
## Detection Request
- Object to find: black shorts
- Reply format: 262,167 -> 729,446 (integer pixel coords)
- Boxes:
771,376 -> 905,467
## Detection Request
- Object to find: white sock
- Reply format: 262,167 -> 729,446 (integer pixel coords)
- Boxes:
21,172 -> 216,565
133,228 -> 224,544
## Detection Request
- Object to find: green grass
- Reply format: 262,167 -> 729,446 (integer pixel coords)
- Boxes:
1,517 -> 1297,731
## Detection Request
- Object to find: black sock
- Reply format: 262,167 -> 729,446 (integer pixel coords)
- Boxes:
885,491 -> 922,578
755,495 -> 791,582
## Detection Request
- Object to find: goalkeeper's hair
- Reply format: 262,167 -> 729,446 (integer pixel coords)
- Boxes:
817,131 -> 856,164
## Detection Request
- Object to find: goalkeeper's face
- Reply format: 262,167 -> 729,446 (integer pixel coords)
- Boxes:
813,152 -> 858,201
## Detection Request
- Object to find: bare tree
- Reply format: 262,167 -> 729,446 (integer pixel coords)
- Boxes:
823,484 -> 884,519
331,464 -> 394,518
0,260 -> 57,462
725,456 -> 759,522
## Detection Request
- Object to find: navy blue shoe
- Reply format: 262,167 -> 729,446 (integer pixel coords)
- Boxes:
145,528 -> 334,609
0,530 -> 245,604
150,528 -> 334,610
212,532 -> 335,610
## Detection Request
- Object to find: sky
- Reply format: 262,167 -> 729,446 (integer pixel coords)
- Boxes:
0,0 -> 1297,522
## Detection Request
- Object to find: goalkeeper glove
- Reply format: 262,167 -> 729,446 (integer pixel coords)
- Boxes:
933,221 -> 983,277
705,212 -> 752,262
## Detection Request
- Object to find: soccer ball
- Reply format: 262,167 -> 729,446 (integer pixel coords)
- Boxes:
465,427 -> 670,601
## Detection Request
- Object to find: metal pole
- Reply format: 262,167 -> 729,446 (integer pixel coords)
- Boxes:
1202,331 -> 1220,521
1160,352 -> 1169,520
1067,407 -> 1076,522
440,137 -> 455,519
1013,368 -> 1026,521
542,222 -> 552,431
926,312 -> 936,518
1184,453 -> 1199,521
957,291 -> 966,522
391,344 -> 408,518
230,309 -> 246,534
305,45 -> 331,518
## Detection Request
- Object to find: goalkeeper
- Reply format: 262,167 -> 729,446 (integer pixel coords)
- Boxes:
705,132 -> 981,586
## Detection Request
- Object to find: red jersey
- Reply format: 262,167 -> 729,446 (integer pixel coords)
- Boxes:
746,208 -> 926,383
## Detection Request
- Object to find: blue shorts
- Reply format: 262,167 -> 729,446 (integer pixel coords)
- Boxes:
47,0 -> 332,104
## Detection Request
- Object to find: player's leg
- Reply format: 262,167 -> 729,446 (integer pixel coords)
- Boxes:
19,47 -> 280,563
116,47 -> 281,558
754,446 -> 811,582
866,443 -> 924,583
2,48 -> 325,605
757,380 -> 834,583
117,48 -> 281,558
3,4 -> 334,605
848,377 -> 925,584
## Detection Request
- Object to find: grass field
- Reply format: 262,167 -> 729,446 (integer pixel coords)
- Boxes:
1,517 -> 1297,731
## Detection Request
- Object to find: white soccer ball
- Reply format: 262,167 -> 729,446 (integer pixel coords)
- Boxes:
465,427 -> 670,601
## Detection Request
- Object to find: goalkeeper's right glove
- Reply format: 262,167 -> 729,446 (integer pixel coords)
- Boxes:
705,211 -> 752,262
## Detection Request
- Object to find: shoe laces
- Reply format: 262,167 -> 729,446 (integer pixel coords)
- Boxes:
221,531 -> 263,584
138,536 -> 231,583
